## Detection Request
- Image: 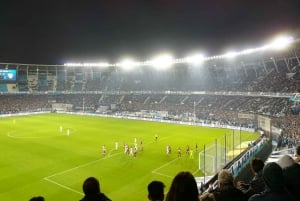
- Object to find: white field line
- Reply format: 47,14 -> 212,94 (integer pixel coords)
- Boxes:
44,152 -> 123,179
152,158 -> 179,178
43,135 -> 177,194
44,177 -> 83,195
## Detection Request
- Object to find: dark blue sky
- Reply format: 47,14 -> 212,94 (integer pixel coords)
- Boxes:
1,0 -> 300,64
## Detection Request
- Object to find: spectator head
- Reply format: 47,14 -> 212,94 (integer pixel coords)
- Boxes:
82,177 -> 101,196
199,192 -> 216,201
165,171 -> 199,201
262,162 -> 284,191
29,196 -> 45,201
147,180 -> 165,201
277,155 -> 295,169
250,158 -> 265,174
217,169 -> 233,187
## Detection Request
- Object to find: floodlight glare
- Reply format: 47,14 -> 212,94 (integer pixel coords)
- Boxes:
119,58 -> 138,71
269,36 -> 294,50
224,51 -> 239,58
150,54 -> 174,70
185,53 -> 204,64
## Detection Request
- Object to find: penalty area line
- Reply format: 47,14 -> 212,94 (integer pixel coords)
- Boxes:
43,177 -> 83,195
43,151 -> 123,194
152,158 -> 178,178
44,151 -> 122,179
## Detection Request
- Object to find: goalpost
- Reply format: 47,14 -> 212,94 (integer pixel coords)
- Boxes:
199,130 -> 243,178
198,143 -> 227,177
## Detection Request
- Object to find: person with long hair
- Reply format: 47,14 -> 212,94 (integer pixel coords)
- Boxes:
165,171 -> 199,201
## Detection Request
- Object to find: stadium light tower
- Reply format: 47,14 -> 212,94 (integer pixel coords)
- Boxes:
119,58 -> 139,71
185,53 -> 204,65
269,35 -> 294,50
150,54 -> 174,70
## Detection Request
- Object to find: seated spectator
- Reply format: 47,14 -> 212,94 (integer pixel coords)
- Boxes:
277,155 -> 300,200
212,169 -> 246,201
147,180 -> 165,201
80,177 -> 111,201
165,171 -> 199,201
236,158 -> 265,199
248,162 -> 297,201
29,196 -> 45,201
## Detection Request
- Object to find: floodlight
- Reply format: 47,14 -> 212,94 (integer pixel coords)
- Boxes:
224,51 -> 239,58
83,62 -> 110,67
185,53 -> 204,64
240,48 -> 256,55
150,54 -> 174,70
119,58 -> 138,71
269,36 -> 294,50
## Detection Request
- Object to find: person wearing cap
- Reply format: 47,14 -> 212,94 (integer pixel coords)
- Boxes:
248,162 -> 297,201
212,169 -> 246,201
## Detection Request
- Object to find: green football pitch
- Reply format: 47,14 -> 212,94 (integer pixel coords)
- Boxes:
0,113 -> 259,201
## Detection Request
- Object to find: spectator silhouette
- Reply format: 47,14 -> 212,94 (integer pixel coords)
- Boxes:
80,177 -> 111,201
277,155 -> 300,201
212,169 -> 246,201
237,158 -> 265,199
165,171 -> 199,201
29,196 -> 44,201
147,180 -> 165,201
248,162 -> 297,201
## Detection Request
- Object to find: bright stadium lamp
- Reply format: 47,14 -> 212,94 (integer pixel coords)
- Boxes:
119,58 -> 139,71
224,51 -> 239,58
269,36 -> 294,50
185,53 -> 204,65
150,54 -> 174,70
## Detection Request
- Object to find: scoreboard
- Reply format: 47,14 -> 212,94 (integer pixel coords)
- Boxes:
0,69 -> 17,82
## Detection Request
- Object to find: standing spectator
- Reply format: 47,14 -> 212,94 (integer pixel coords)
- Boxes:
80,177 -> 111,201
147,180 -> 165,201
248,162 -> 297,201
165,171 -> 199,201
213,169 -> 246,201
236,158 -> 265,199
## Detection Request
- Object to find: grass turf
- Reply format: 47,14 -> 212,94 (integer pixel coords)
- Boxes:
0,113 -> 260,201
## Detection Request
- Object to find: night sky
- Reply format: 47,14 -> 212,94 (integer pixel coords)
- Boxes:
1,0 -> 300,65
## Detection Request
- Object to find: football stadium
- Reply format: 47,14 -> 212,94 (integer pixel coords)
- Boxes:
1,34 -> 300,201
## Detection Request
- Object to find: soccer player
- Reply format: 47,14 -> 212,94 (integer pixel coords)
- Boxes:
189,149 -> 194,159
186,145 -> 190,155
115,141 -> 118,150
102,145 -> 107,156
59,125 -> 63,133
66,128 -> 70,136
140,139 -> 144,151
177,147 -> 182,157
166,145 -> 171,155
155,134 -> 158,142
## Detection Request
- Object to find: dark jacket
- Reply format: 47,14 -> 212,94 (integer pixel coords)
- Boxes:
213,184 -> 247,201
80,192 -> 112,201
283,163 -> 300,201
243,170 -> 265,199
